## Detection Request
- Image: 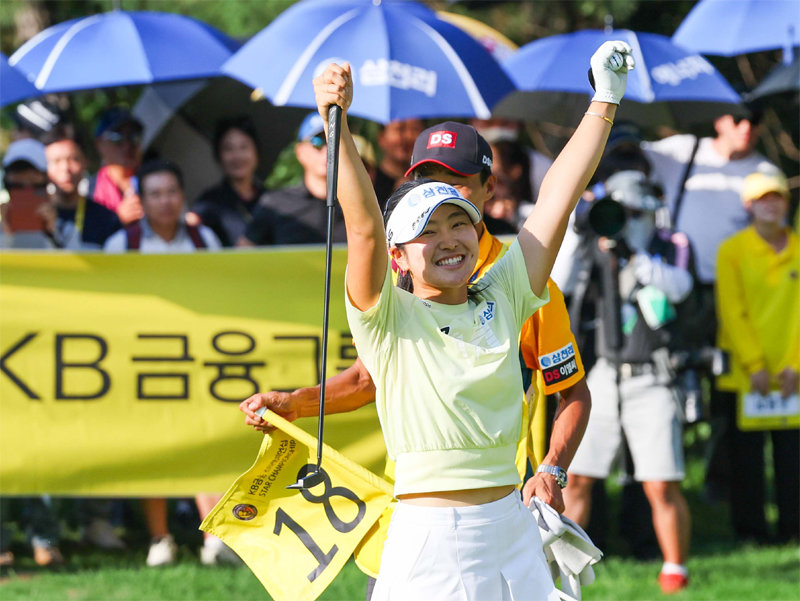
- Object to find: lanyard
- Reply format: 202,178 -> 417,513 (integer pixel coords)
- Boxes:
74,196 -> 86,235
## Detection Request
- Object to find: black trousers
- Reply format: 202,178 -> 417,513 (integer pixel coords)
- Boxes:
725,393 -> 800,542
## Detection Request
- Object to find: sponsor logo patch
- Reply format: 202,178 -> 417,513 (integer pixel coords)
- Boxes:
233,503 -> 258,521
539,343 -> 578,384
427,131 -> 457,149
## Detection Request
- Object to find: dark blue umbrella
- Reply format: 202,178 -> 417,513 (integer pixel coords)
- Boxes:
672,0 -> 800,57
0,53 -> 39,107
222,0 -> 515,124
8,10 -> 239,95
494,29 -> 743,129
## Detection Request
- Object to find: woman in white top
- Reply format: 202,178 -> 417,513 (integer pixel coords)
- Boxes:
254,42 -> 632,601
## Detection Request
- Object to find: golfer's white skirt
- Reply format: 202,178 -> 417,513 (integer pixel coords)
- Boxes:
371,491 -> 559,601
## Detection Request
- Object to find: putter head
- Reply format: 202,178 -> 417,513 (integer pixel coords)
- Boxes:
286,469 -> 325,490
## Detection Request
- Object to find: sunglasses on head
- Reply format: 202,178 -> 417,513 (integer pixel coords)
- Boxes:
100,130 -> 142,145
309,135 -> 326,150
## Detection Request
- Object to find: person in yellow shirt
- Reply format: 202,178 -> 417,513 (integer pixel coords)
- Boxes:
716,171 -> 799,543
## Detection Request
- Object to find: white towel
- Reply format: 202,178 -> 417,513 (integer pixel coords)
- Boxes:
529,497 -> 604,601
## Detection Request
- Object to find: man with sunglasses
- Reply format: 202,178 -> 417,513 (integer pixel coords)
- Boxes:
642,108 -> 783,539
90,107 -> 145,226
1,138 -> 53,249
239,112 -> 347,246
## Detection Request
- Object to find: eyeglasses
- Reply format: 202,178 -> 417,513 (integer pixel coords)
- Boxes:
100,130 -> 143,145
3,180 -> 47,191
309,135 -> 326,150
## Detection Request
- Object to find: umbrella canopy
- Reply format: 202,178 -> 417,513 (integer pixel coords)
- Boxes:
221,0 -> 515,124
0,53 -> 39,107
8,10 -> 240,95
672,0 -> 800,57
494,29 -> 743,129
747,57 -> 800,100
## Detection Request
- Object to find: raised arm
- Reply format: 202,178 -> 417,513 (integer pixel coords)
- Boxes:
519,41 -> 634,296
313,63 -> 386,311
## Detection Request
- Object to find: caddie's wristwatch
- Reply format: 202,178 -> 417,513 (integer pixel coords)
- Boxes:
536,464 -> 568,489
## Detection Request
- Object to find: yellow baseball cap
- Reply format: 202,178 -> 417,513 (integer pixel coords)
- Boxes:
742,172 -> 789,205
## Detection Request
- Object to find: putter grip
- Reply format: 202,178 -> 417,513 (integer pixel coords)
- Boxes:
326,104 -> 342,208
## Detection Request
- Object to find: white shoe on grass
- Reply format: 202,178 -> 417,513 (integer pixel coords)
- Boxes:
146,534 -> 177,567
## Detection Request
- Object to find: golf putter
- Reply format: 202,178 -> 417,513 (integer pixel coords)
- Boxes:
287,103 -> 342,491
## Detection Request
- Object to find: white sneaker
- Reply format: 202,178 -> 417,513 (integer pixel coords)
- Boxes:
83,518 -> 126,550
200,536 -> 241,566
146,535 -> 177,567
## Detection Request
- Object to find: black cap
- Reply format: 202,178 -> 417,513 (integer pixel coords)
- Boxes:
405,121 -> 492,178
95,107 -> 143,138
605,122 -> 643,154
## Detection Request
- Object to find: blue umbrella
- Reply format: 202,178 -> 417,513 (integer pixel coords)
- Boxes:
494,29 -> 743,129
672,0 -> 800,57
221,0 -> 515,124
8,10 -> 239,95
0,53 -> 39,107
747,56 -> 800,100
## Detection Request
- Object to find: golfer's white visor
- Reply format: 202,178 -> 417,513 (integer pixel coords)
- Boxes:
385,181 -> 481,247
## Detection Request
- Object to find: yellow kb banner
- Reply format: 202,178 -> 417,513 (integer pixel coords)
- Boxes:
201,410 -> 393,601
0,249 -> 385,495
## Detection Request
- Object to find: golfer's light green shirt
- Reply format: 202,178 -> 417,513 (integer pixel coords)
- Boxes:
345,241 -> 549,496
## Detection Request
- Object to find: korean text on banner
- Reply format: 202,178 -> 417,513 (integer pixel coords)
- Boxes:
0,250 -> 385,495
201,410 -> 394,601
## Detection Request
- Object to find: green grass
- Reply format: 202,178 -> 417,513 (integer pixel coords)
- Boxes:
2,544 -> 798,601
2,433 -> 799,601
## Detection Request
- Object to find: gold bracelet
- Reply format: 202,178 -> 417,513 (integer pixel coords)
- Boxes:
585,111 -> 614,126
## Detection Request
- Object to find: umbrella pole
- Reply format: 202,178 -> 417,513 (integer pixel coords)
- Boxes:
287,104 -> 341,491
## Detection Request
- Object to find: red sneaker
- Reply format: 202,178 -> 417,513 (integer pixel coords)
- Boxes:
658,572 -> 689,594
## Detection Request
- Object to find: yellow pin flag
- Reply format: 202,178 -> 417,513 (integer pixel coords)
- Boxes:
200,410 -> 394,601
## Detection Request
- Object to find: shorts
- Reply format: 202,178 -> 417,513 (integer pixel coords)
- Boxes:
569,358 -> 685,482
371,491 -> 559,601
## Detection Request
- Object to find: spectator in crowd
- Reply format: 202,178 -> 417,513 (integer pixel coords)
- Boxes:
42,128 -> 120,249
91,107 -> 145,225
470,117 -> 553,207
238,113 -> 347,246
103,160 -> 230,566
715,171 -> 799,544
1,138 -> 53,249
104,160 -> 220,253
372,118 -> 425,206
0,139 -> 65,567
642,108 -> 781,504
485,138 -> 533,232
563,169 -> 695,594
192,116 -> 265,247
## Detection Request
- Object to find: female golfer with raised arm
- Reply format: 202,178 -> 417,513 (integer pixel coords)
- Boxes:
304,42 -> 630,600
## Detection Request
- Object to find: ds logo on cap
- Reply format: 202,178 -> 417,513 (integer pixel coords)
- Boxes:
427,131 -> 457,149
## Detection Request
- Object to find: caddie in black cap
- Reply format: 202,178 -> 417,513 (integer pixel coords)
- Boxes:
405,121 -> 493,178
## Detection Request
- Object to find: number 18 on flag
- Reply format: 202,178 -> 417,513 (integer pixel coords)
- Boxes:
200,411 -> 394,601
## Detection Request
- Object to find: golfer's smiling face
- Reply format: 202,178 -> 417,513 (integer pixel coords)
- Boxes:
394,203 -> 478,305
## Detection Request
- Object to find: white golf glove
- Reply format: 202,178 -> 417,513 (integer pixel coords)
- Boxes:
590,41 -> 635,105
